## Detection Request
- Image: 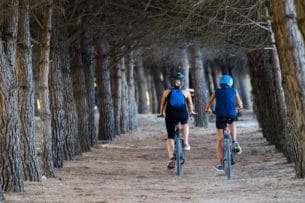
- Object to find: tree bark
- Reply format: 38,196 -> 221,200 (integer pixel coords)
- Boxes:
61,28 -> 78,159
49,8 -> 65,168
189,46 -> 209,127
0,0 -> 24,192
81,31 -> 96,146
135,58 -> 149,113
111,52 -> 122,136
17,0 -> 42,181
120,56 -> 129,134
71,39 -> 90,152
271,0 -> 305,177
126,51 -> 138,131
38,0 -> 54,177
95,38 -> 115,141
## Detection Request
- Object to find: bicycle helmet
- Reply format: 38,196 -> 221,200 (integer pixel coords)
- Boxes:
219,75 -> 233,87
171,73 -> 182,88
175,72 -> 185,82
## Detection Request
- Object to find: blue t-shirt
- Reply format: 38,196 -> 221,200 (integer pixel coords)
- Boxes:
215,87 -> 237,117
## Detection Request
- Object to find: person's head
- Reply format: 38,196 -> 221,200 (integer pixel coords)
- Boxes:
219,74 -> 233,88
171,72 -> 185,88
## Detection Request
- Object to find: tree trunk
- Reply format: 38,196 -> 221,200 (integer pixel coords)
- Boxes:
181,47 -> 190,89
81,31 -> 96,146
17,0 -> 42,181
152,65 -> 164,112
120,56 -> 129,134
49,11 -> 65,168
189,46 -> 209,127
0,0 -> 24,192
147,68 -> 158,113
135,58 -> 149,113
271,0 -> 305,177
38,0 -> 54,177
61,28 -> 78,159
71,39 -> 90,152
126,51 -> 138,131
95,38 -> 115,141
111,52 -> 122,136
0,188 -> 4,201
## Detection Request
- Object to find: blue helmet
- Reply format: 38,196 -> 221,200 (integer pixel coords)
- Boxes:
175,72 -> 185,82
219,75 -> 233,87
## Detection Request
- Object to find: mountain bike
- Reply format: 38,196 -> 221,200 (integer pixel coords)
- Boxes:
222,127 -> 234,179
157,115 -> 185,176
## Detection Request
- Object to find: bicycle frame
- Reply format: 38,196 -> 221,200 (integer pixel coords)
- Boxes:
174,124 -> 184,176
223,128 -> 232,179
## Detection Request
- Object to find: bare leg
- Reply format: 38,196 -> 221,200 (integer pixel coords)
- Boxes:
167,139 -> 174,159
182,123 -> 189,145
216,129 -> 224,165
228,122 -> 237,141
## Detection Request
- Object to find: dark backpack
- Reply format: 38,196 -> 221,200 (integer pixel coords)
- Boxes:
169,88 -> 185,108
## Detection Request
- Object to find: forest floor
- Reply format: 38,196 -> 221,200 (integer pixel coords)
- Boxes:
4,111 -> 305,203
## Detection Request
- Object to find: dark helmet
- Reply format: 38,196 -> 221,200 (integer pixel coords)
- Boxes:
175,72 -> 185,82
219,74 -> 233,87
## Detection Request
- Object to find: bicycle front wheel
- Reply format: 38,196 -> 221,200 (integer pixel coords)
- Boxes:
176,138 -> 183,176
223,138 -> 232,179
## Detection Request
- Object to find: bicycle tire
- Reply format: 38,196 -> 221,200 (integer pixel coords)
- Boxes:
223,138 -> 232,179
176,137 -> 183,176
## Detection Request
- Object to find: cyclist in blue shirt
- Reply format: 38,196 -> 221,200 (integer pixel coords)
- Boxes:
205,75 -> 243,171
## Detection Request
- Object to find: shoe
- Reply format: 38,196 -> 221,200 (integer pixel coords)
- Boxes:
167,157 -> 175,169
184,144 -> 191,151
213,165 -> 224,172
232,141 -> 242,154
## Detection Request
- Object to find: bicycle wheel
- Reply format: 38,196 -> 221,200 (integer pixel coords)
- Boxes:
175,137 -> 183,176
223,138 -> 232,179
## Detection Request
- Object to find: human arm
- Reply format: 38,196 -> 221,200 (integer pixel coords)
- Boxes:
204,93 -> 216,113
158,89 -> 170,117
185,91 -> 196,115
236,90 -> 243,111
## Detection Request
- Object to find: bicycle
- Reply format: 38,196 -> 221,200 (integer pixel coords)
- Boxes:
157,115 -> 185,176
222,126 -> 234,179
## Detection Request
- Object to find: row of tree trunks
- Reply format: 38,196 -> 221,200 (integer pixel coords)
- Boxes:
17,0 -> 42,181
0,0 -> 24,192
271,0 -> 305,177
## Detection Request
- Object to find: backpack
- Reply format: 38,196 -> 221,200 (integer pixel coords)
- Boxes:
169,88 -> 185,108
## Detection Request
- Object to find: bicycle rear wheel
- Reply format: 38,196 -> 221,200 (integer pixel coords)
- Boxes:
223,138 -> 232,179
175,137 -> 183,176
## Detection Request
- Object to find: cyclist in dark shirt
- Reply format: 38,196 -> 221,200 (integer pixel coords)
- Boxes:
159,73 -> 196,169
205,75 -> 243,171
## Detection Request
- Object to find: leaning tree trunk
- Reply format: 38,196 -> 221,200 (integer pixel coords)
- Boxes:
38,0 -> 54,177
0,0 -> 24,192
71,39 -> 90,152
16,0 -> 41,181
81,31 -> 96,146
135,58 -> 149,113
61,27 -> 78,159
126,51 -> 138,131
95,38 -> 115,141
271,0 -> 305,177
189,46 -> 209,127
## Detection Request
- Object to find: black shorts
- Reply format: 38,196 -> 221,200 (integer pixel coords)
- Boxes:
165,111 -> 188,139
216,116 -> 237,129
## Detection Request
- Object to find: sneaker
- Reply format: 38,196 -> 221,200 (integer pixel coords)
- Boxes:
184,144 -> 191,151
167,157 -> 175,169
213,165 -> 224,172
232,141 -> 242,154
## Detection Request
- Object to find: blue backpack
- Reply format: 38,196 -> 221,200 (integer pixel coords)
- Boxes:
169,88 -> 185,108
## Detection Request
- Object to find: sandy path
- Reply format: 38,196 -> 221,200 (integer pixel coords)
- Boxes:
4,111 -> 305,203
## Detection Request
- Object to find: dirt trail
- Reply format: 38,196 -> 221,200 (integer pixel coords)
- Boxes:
4,111 -> 305,203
